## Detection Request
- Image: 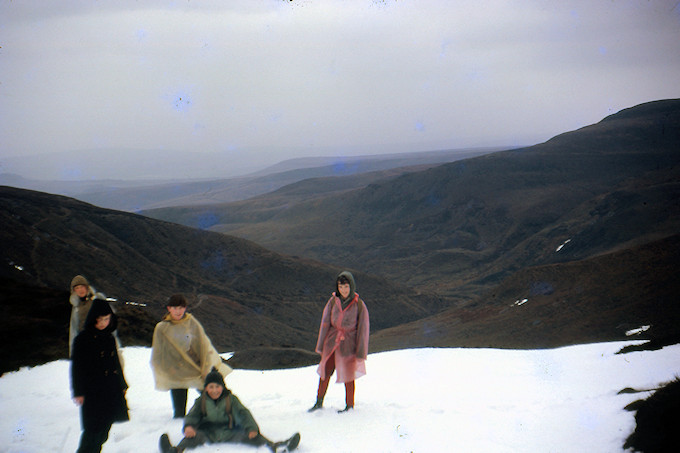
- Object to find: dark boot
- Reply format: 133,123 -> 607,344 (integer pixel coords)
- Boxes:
308,398 -> 323,412
159,433 -> 178,453
286,432 -> 301,451
338,405 -> 353,413
170,389 -> 187,418
271,432 -> 301,452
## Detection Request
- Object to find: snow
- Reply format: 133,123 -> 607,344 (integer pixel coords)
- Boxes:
625,326 -> 651,337
2,342 -> 678,453
556,239 -> 571,252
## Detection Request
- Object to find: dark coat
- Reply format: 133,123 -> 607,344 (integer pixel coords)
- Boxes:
71,298 -> 129,431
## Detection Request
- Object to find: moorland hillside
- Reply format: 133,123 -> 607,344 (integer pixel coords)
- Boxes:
144,99 -> 680,305
0,186 -> 440,373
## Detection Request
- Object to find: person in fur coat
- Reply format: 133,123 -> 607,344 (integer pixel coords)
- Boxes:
71,298 -> 129,453
69,275 -> 106,356
308,271 -> 370,413
151,294 -> 233,418
159,368 -> 300,453
69,275 -> 122,359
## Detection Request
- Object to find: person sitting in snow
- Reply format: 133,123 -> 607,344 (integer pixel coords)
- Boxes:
150,293 -> 233,418
308,271 -> 370,413
71,298 -> 129,453
159,367 -> 300,453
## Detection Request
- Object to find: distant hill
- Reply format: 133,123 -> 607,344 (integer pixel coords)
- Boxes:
0,147 -> 501,212
142,99 -> 680,350
0,148 -> 259,181
0,186 -> 441,374
143,99 -> 680,298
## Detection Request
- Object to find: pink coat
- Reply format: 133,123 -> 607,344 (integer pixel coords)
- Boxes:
315,293 -> 370,383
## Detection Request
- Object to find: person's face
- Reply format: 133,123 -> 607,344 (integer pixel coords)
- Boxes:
168,305 -> 186,321
74,285 -> 88,298
95,314 -> 111,330
338,282 -> 351,299
206,382 -> 223,400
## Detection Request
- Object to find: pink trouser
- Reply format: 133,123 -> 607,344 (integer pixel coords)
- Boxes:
316,351 -> 355,407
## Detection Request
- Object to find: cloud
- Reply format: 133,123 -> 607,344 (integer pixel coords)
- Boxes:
1,0 -> 679,166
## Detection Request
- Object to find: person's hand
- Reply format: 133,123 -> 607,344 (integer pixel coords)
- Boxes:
184,426 -> 197,438
248,431 -> 258,439
73,396 -> 84,406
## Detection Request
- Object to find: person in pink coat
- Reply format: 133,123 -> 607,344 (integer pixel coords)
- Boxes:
308,271 -> 370,413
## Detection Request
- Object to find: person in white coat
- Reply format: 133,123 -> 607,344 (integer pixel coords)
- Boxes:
151,294 -> 232,418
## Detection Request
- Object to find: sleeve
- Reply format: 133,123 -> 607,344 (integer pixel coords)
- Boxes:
315,299 -> 333,354
113,337 -> 128,391
355,301 -> 370,360
230,395 -> 259,434
183,396 -> 204,429
150,324 -> 163,373
195,319 -> 233,380
70,335 -> 88,397
195,321 -> 212,378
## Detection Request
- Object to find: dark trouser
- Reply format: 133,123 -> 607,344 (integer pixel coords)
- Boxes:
316,352 -> 355,407
76,425 -> 111,453
171,389 -> 188,418
177,430 -> 273,451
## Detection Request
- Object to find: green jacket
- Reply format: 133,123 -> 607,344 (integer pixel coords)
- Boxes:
184,391 -> 259,442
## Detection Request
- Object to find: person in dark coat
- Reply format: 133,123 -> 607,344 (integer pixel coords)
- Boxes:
71,298 -> 129,453
68,274 -> 124,361
159,368 -> 300,453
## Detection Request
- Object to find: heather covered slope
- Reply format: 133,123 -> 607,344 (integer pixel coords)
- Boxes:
140,99 -> 680,357
0,186 -> 440,373
144,99 -> 680,303
2,100 -> 679,374
370,233 -> 680,352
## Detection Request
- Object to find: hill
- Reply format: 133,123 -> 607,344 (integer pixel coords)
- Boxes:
143,99 -> 680,302
141,99 -> 680,351
370,233 -> 680,351
3,99 -> 679,373
0,147 -> 501,212
0,186 -> 441,374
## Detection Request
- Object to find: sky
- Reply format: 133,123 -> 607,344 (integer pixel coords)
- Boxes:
1,0 -> 679,172
1,342 -> 678,452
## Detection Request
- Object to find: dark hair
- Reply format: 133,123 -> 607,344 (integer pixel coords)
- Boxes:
337,275 -> 351,285
167,294 -> 187,307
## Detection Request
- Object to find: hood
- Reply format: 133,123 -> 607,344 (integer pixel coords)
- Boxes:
83,298 -> 118,333
336,270 -> 357,303
70,274 -> 93,294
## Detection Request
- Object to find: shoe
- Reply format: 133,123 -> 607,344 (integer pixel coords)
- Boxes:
159,434 -> 172,453
338,405 -> 353,413
287,432 -> 301,451
275,432 -> 301,452
307,398 -> 323,412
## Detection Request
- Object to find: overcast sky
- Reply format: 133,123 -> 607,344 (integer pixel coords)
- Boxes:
1,0 -> 679,168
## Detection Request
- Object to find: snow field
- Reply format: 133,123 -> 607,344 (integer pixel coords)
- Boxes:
1,342 -> 678,453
